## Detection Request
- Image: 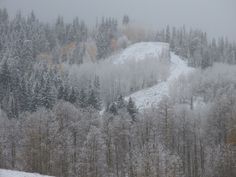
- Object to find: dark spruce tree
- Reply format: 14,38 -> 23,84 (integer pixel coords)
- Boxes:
57,85 -> 65,100
18,79 -> 28,112
88,89 -> 101,110
41,79 -> 56,109
0,60 -> 11,102
127,97 -> 138,120
78,89 -> 87,108
122,15 -> 130,26
108,102 -> 118,115
31,82 -> 40,112
116,95 -> 126,109
95,18 -> 117,59
69,87 -> 77,104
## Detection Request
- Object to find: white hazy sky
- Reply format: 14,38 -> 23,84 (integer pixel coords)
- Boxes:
1,0 -> 236,40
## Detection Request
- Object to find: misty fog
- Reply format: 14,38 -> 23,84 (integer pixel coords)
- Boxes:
1,0 -> 236,40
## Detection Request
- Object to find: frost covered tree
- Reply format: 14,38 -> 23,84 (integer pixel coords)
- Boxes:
127,97 -> 138,120
96,18 -> 117,59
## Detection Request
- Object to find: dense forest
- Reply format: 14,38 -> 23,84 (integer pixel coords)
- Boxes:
0,8 -> 236,177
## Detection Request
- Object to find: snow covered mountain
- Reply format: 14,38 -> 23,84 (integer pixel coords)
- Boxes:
112,42 -> 194,110
0,169 -> 53,177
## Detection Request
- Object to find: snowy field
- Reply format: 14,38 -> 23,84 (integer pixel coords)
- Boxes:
0,169 -> 53,177
113,42 -> 170,64
110,42 -> 194,110
125,49 -> 194,109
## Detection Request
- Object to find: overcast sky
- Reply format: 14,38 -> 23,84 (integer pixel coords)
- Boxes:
1,0 -> 236,40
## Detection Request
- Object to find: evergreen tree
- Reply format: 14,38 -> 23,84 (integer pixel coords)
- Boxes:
88,89 -> 100,110
165,25 -> 170,43
55,16 -> 66,45
69,88 -> 77,104
63,86 -> 70,102
57,84 -> 70,101
122,15 -> 130,26
170,27 -> 177,50
108,102 -> 118,115
31,82 -> 40,112
95,18 -> 117,59
26,84 -> 35,112
127,97 -> 138,120
201,49 -> 211,69
78,89 -> 87,108
41,79 -> 56,109
18,79 -> 28,112
0,60 -> 11,101
57,85 -> 64,100
9,94 -> 18,119
117,95 -> 126,109
6,93 -> 16,118
96,22 -> 110,59
0,8 -> 9,24
93,75 -> 101,105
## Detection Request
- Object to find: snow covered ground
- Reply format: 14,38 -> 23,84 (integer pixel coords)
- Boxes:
125,51 -> 194,110
110,42 -> 194,110
0,169 -> 53,177
113,42 -> 170,64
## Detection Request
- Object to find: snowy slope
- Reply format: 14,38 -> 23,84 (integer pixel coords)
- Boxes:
126,52 -> 194,109
0,169 -> 53,177
113,42 -> 170,64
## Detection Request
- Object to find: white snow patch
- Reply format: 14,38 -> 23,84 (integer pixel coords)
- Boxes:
126,52 -> 194,109
113,42 -> 170,64
0,169 -> 53,177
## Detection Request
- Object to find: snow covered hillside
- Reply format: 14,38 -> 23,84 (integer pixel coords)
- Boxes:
113,42 -> 170,64
0,169 -> 53,177
123,45 -> 194,110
